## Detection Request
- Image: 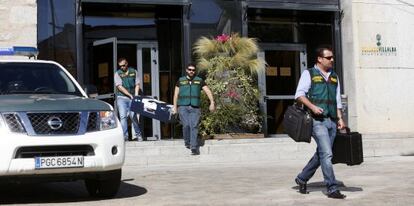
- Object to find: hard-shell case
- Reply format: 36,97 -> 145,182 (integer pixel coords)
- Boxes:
130,96 -> 177,123
332,128 -> 363,166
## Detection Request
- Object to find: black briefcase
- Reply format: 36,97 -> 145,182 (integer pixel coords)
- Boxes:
282,104 -> 312,143
332,127 -> 363,166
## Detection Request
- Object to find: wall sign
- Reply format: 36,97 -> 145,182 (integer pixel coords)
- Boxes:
266,66 -> 277,76
358,21 -> 398,68
98,63 -> 109,78
144,73 -> 151,83
280,67 -> 292,76
361,34 -> 397,56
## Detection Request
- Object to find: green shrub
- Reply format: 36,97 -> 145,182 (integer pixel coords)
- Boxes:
194,34 -> 265,136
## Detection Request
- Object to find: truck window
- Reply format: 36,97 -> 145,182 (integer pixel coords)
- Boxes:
0,62 -> 82,96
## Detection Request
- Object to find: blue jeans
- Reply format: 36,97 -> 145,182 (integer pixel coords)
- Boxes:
297,118 -> 338,193
116,96 -> 141,140
178,106 -> 200,149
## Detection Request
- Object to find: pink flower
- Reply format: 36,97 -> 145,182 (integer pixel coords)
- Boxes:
215,34 -> 230,43
226,89 -> 239,100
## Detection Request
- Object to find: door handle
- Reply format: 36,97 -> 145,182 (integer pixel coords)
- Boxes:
263,96 -> 269,102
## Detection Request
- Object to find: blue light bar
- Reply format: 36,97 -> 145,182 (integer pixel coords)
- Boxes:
0,47 -> 14,55
0,46 -> 39,58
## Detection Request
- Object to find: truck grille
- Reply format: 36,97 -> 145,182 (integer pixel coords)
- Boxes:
15,145 -> 95,158
2,111 -> 103,135
27,113 -> 80,135
3,113 -> 26,133
87,112 -> 99,132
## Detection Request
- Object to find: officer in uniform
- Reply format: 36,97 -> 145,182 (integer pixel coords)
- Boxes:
294,46 -> 346,199
173,63 -> 215,155
114,57 -> 142,141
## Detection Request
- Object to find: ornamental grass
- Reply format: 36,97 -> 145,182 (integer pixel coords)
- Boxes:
194,33 -> 265,137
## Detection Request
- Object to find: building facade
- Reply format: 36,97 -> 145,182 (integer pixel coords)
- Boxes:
341,0 -> 414,136
1,0 -> 413,139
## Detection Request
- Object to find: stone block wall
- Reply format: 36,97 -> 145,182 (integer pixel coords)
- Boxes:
0,0 -> 37,49
341,0 -> 414,134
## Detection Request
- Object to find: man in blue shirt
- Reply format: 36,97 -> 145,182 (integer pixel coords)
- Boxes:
294,46 -> 346,199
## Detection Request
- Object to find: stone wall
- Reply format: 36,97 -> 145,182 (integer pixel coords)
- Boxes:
341,0 -> 414,134
0,0 -> 37,49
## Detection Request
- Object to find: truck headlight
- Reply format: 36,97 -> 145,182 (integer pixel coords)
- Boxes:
0,114 -> 6,133
99,111 -> 117,130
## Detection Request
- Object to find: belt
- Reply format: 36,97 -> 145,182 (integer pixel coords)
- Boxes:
179,105 -> 199,108
313,116 -> 336,122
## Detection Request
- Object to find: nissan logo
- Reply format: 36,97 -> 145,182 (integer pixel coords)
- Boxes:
47,116 -> 63,130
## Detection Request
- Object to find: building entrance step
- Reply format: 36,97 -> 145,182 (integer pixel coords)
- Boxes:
124,134 -> 414,168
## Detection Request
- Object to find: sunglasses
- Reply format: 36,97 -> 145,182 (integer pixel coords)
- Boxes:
119,64 -> 127,67
322,56 -> 334,60
187,68 -> 196,72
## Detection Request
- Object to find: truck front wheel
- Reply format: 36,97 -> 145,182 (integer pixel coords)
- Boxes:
84,169 -> 121,198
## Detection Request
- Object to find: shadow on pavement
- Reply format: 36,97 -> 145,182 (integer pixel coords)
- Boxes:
0,180 -> 147,204
292,180 -> 363,194
118,179 -> 148,198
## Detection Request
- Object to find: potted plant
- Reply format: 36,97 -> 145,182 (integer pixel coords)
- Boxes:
194,33 -> 265,139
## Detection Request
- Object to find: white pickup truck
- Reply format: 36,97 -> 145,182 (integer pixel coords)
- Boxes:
0,47 -> 125,198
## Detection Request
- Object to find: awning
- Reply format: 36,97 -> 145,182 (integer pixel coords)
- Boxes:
81,0 -> 190,5
246,0 -> 340,12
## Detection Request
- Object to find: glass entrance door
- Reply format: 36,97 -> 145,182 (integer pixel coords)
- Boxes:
117,41 -> 160,140
258,44 -> 307,136
135,42 -> 161,140
91,39 -> 160,140
92,37 -> 117,105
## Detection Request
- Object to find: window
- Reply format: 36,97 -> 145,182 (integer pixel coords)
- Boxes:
37,0 -> 77,77
0,63 -> 82,96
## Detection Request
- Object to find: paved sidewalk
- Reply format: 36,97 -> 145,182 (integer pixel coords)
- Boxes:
125,136 -> 414,167
121,156 -> 414,206
1,156 -> 414,205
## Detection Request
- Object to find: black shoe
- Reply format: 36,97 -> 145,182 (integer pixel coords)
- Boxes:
191,148 -> 200,155
327,190 -> 346,199
185,145 -> 190,149
295,178 -> 308,194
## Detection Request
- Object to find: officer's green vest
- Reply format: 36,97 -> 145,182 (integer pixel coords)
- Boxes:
308,67 -> 338,119
177,76 -> 203,107
116,67 -> 136,97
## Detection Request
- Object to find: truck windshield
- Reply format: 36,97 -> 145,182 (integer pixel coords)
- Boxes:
0,62 -> 83,96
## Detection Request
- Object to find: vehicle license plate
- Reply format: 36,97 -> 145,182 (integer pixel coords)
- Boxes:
35,156 -> 84,169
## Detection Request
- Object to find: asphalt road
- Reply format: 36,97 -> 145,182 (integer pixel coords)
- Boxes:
1,156 -> 414,206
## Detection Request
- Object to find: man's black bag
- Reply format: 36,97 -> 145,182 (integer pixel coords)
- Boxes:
282,104 -> 312,143
332,127 -> 363,166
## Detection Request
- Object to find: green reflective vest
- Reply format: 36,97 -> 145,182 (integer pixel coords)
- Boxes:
308,67 -> 338,119
177,76 -> 203,107
116,67 -> 136,97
